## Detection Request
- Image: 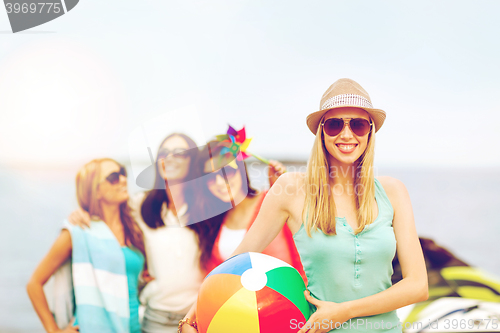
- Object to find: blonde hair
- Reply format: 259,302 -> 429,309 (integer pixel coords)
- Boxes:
75,158 -> 146,259
302,120 -> 376,236
76,158 -> 108,220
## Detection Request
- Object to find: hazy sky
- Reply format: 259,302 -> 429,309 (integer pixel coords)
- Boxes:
1,0 -> 499,168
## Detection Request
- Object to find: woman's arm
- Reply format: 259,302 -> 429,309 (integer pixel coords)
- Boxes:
298,177 -> 428,333
231,172 -> 299,256
68,208 -> 91,229
26,230 -> 78,333
181,173 -> 301,332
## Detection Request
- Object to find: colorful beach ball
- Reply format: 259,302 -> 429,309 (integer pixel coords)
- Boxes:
197,252 -> 310,333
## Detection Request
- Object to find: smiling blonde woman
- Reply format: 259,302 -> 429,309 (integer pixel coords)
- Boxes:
181,78 -> 428,333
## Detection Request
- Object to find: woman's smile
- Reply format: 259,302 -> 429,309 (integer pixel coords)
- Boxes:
213,186 -> 229,196
209,175 -> 232,200
335,143 -> 358,154
162,162 -> 182,172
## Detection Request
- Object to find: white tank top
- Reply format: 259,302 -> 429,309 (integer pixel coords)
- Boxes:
129,192 -> 204,314
218,225 -> 247,261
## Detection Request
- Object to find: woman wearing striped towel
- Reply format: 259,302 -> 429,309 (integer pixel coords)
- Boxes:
27,158 -> 148,333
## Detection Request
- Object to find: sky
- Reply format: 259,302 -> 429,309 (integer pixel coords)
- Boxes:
1,0 -> 499,169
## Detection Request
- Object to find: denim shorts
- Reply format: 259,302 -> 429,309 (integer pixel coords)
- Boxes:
141,307 -> 185,333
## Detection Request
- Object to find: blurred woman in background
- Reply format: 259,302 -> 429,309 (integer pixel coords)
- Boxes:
27,158 -> 146,333
194,141 -> 306,280
134,133 -> 208,333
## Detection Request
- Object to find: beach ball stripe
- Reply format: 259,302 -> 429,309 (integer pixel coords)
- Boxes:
264,266 -> 310,319
246,251 -> 292,272
198,252 -> 310,333
207,288 -> 259,333
256,286 -> 306,333
207,252 -> 254,277
197,273 -> 244,333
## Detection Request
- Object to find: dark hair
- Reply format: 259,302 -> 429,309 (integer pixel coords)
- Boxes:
140,133 -> 199,228
192,141 -> 258,270
140,134 -> 228,271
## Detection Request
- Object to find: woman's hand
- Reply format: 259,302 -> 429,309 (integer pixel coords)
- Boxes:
179,316 -> 198,333
142,269 -> 155,284
297,290 -> 352,333
180,323 -> 198,333
180,300 -> 198,333
138,269 -> 155,294
268,160 -> 286,187
53,324 -> 80,332
68,208 -> 91,229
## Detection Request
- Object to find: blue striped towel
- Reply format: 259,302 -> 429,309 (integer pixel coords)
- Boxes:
62,219 -> 130,333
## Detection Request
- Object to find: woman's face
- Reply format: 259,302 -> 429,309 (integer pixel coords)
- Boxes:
157,135 -> 191,182
203,159 -> 243,203
97,160 -> 129,205
322,107 -> 372,166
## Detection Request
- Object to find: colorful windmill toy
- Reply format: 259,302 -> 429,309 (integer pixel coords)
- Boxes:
196,252 -> 310,333
215,125 -> 270,167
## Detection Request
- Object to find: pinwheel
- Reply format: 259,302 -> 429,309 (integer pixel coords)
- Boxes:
215,125 -> 270,168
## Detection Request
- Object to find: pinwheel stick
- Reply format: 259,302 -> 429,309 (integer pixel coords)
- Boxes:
248,152 -> 269,165
247,152 -> 287,174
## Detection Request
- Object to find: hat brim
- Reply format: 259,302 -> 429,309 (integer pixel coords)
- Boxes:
306,106 -> 386,135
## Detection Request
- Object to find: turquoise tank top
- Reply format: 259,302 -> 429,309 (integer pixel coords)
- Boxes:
293,178 -> 401,332
73,246 -> 144,333
122,246 -> 144,333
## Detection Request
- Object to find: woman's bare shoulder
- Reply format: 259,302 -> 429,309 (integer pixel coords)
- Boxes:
270,172 -> 306,194
377,176 -> 410,208
279,171 -> 306,184
377,176 -> 407,192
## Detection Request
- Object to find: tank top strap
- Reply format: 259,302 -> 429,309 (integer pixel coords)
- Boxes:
373,178 -> 394,225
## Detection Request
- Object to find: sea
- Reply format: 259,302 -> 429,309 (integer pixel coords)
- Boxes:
0,162 -> 499,333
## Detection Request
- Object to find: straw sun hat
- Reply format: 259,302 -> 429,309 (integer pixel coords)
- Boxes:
306,78 -> 386,134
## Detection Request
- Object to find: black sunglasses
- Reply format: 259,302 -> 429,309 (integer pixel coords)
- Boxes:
105,166 -> 127,185
157,148 -> 191,160
322,118 -> 372,137
204,167 -> 238,185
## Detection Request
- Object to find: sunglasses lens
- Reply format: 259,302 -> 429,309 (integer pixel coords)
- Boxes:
323,118 -> 344,136
106,172 -> 120,184
173,149 -> 189,159
120,166 -> 127,177
205,166 -> 238,185
206,171 -> 224,185
224,167 -> 238,178
350,119 -> 371,136
159,149 -> 190,160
